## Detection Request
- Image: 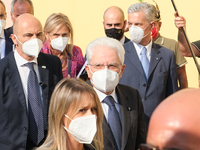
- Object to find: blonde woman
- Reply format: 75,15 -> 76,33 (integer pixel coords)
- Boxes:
41,13 -> 85,78
36,78 -> 104,150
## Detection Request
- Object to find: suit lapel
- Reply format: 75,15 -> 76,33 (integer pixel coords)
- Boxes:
116,86 -> 131,150
102,116 -> 116,149
148,43 -> 162,79
37,53 -> 49,125
4,30 -> 13,56
7,53 -> 27,113
125,42 -> 145,76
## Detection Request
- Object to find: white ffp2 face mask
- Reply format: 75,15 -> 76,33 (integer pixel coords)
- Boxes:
15,35 -> 43,58
63,114 -> 97,144
90,68 -> 120,93
0,19 -> 6,35
49,36 -> 69,52
129,24 -> 150,44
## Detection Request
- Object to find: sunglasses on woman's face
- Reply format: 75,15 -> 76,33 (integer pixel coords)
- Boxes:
138,144 -> 182,150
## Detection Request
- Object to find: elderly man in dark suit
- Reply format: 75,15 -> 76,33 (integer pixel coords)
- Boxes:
0,0 -> 13,59
119,2 -> 178,128
85,37 -> 146,150
0,14 -> 62,150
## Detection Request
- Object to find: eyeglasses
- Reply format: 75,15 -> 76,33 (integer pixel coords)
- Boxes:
138,144 -> 182,150
89,63 -> 121,70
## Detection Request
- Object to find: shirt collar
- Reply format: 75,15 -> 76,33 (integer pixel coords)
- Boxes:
14,48 -> 38,67
119,35 -> 125,45
0,30 -> 5,39
133,38 -> 153,56
93,86 -> 118,103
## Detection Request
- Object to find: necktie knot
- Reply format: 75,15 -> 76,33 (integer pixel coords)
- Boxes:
103,96 -> 115,106
25,62 -> 35,71
140,47 -> 147,55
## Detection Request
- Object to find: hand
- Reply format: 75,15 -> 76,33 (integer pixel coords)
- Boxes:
174,12 -> 186,29
67,74 -> 71,78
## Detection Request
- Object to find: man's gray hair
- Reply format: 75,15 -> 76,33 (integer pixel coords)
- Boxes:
86,37 -> 125,65
11,0 -> 34,13
128,2 -> 158,23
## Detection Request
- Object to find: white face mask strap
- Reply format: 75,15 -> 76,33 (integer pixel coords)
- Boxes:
64,114 -> 72,121
88,65 -> 94,74
118,67 -> 122,76
48,34 -> 52,41
12,13 -> 17,20
14,35 -> 23,45
142,23 -> 151,39
143,30 -> 151,39
143,23 -> 150,30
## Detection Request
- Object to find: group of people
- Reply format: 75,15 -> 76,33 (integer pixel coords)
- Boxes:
0,0 -> 200,150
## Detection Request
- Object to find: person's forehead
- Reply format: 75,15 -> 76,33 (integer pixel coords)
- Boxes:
104,11 -> 124,22
13,1 -> 32,14
51,25 -> 69,34
91,46 -> 120,62
18,20 -> 42,34
128,11 -> 147,23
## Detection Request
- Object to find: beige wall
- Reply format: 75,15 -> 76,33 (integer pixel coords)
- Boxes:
4,0 -> 200,88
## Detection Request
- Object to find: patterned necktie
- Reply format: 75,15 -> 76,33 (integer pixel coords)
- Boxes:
26,62 -> 44,145
140,47 -> 150,81
103,96 -> 122,150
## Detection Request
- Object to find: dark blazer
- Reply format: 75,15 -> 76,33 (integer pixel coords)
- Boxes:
5,26 -> 13,36
3,29 -> 13,57
124,36 -> 130,44
90,82 -> 146,150
119,41 -> 178,127
0,52 -> 63,150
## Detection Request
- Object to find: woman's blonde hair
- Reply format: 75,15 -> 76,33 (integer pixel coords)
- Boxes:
44,13 -> 74,58
36,78 -> 104,150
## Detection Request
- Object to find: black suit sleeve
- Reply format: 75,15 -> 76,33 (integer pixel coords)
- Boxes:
135,89 -> 146,149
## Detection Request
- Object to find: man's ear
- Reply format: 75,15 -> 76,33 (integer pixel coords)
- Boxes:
119,64 -> 125,79
123,20 -> 129,32
5,12 -> 7,19
85,65 -> 92,79
150,21 -> 156,31
10,12 -> 15,22
159,21 -> 162,28
10,34 -> 18,45
44,32 -> 50,43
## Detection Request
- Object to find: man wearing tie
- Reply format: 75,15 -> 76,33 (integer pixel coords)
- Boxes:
0,0 -> 13,59
0,14 -> 62,150
119,2 -> 178,128
85,37 -> 146,150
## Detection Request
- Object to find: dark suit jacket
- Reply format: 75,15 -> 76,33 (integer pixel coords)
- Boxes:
5,26 -> 13,37
91,83 -> 146,150
119,41 -> 178,127
124,36 -> 130,44
0,52 -> 63,150
4,29 -> 13,57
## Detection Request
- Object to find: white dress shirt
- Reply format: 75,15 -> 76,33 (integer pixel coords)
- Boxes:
14,48 -> 41,109
119,35 -> 125,45
93,87 -> 121,121
0,30 -> 5,59
133,39 -> 153,61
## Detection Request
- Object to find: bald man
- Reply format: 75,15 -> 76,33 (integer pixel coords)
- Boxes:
6,0 -> 34,36
103,6 -> 130,44
139,88 -> 200,150
0,14 -> 62,150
